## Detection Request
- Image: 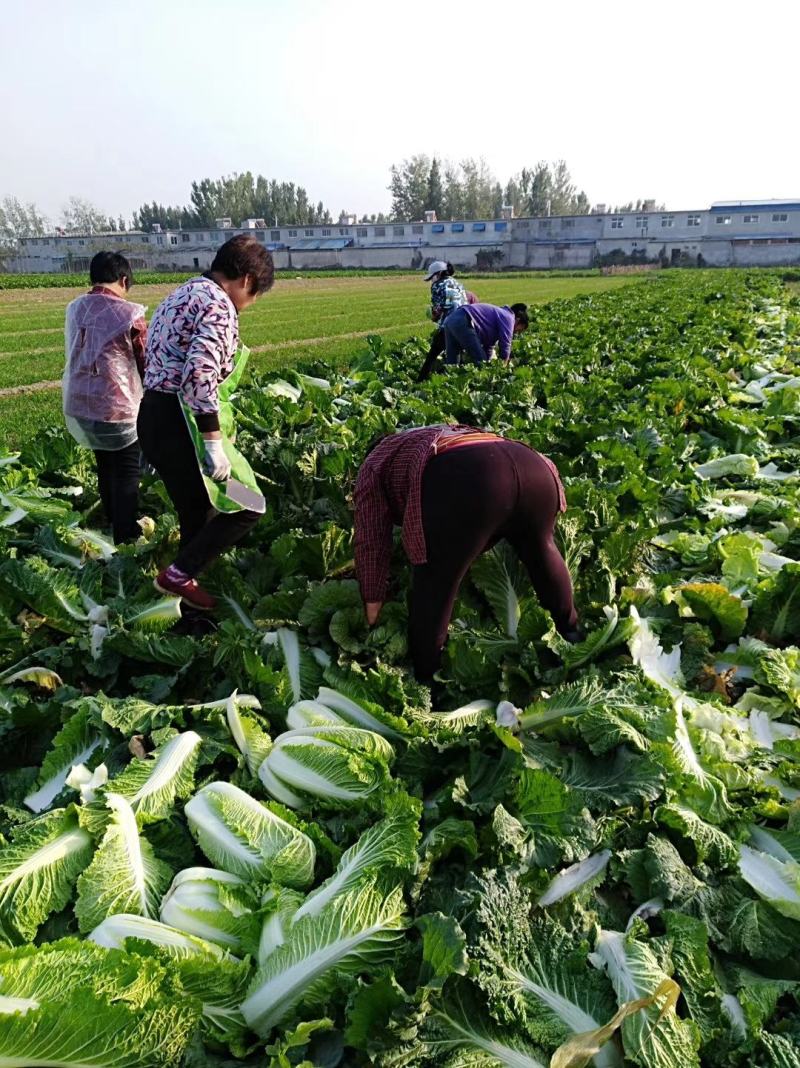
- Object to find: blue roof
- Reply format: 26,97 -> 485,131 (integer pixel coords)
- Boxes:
532,237 -> 596,245
710,202 -> 800,213
731,234 -> 796,242
288,238 -> 352,250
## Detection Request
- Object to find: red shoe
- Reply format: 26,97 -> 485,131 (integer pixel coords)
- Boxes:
154,569 -> 217,612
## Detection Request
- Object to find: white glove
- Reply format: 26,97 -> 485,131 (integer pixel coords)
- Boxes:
203,438 -> 232,481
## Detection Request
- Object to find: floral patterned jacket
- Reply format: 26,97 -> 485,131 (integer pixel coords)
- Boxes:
430,277 -> 469,323
143,276 -> 238,431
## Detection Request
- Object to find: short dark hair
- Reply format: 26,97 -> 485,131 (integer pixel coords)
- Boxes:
510,302 -> 529,329
90,251 -> 133,286
210,235 -> 275,295
445,262 -> 455,276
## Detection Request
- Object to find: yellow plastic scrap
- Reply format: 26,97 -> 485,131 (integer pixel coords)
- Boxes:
549,978 -> 680,1068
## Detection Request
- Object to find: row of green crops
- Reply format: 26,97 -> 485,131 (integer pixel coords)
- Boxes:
0,271 -> 799,1066
0,268 -> 609,290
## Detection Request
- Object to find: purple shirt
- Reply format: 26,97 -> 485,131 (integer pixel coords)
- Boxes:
464,303 -> 515,361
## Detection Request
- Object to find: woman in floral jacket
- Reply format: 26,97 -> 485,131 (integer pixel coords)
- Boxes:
137,235 -> 274,611
416,261 -> 477,381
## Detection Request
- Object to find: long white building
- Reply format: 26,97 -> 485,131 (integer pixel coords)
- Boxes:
9,200 -> 800,273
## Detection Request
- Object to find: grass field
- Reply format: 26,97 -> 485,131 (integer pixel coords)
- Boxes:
0,272 -> 643,448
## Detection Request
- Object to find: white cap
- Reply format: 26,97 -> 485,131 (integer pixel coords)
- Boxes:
423,260 -> 448,281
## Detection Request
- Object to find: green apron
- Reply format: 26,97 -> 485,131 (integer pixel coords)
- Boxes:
180,343 -> 266,514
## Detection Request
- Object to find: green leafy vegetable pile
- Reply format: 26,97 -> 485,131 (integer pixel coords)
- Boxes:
1,270 -> 799,1066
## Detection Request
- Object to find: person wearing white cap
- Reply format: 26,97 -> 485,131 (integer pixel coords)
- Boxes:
416,261 -> 477,381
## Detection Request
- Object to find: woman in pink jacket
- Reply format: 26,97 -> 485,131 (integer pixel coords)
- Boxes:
63,252 -> 148,543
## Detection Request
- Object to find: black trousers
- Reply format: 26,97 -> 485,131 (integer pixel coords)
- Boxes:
93,442 -> 141,544
136,390 -> 260,577
416,329 -> 446,382
409,440 -> 577,682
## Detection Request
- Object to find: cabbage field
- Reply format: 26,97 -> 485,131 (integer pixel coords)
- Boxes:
0,270 -> 799,1067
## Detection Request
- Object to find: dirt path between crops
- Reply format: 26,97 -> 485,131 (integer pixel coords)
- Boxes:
0,379 -> 61,396
0,322 -> 423,397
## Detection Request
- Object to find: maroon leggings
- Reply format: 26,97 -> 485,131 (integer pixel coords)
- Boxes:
410,440 -> 577,681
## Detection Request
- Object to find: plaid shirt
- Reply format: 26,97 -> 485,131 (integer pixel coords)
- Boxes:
353,425 -> 488,602
353,427 -> 568,602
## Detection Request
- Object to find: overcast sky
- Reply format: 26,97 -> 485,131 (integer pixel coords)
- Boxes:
1,0 -> 797,224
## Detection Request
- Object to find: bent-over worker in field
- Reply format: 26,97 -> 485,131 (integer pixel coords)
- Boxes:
353,425 -> 580,683
442,301 -> 528,366
137,235 -> 274,611
416,260 -> 477,382
62,251 -> 148,544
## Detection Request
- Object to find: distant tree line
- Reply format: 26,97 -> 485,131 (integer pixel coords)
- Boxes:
0,195 -> 132,262
0,162 -> 666,259
610,198 -> 668,213
388,156 -> 591,221
132,172 -> 332,232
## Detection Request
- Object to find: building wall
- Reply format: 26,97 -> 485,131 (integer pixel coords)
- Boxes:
730,241 -> 800,266
526,244 -> 596,269
9,202 -> 800,273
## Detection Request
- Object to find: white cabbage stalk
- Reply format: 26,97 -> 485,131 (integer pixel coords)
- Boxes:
90,623 -> 109,660
65,762 -> 108,804
297,373 -> 331,390
293,802 -> 418,923
68,526 -> 117,561
75,793 -> 171,931
748,826 -> 800,863
589,928 -> 692,1065
694,454 -> 759,480
628,607 -> 684,697
440,699 -> 494,722
721,994 -> 748,1040
738,844 -> 800,919
429,994 -> 548,1068
287,700 -> 347,729
416,699 -> 495,736
185,781 -> 315,887
277,628 -> 304,703
496,700 -> 521,728
757,462 -> 796,481
127,730 -> 202,820
0,813 -> 93,943
240,882 -> 406,1035
223,692 -> 271,775
625,897 -> 664,933
537,850 -> 612,907
125,596 -> 183,628
310,646 -> 331,668
264,379 -> 302,401
748,709 -> 800,749
88,912 -> 229,958
0,996 -> 39,1015
506,961 -> 623,1068
316,685 -> 403,739
258,725 -> 394,809
160,867 -> 253,951
258,887 -> 303,963
24,737 -> 104,814
0,507 -> 28,527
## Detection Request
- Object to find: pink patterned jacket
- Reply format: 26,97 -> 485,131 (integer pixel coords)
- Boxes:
143,276 -> 238,430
